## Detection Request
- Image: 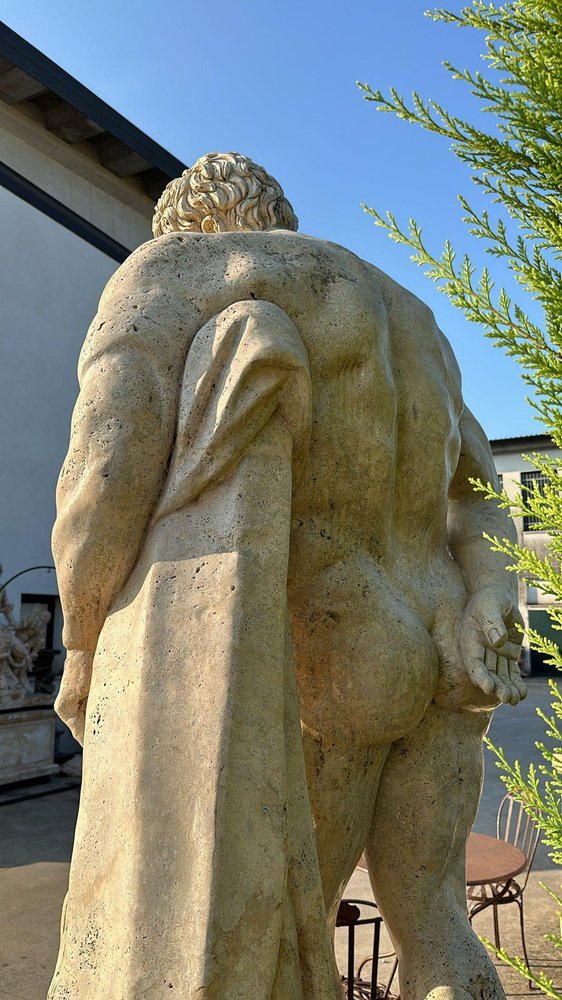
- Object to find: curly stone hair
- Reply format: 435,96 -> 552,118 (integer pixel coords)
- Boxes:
152,151 -> 298,237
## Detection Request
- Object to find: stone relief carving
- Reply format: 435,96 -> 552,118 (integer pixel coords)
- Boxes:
49,153 -> 526,1000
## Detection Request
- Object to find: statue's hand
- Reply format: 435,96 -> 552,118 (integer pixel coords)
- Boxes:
460,588 -> 527,706
55,649 -> 93,746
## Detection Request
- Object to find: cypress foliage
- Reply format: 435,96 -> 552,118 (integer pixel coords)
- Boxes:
361,4 -> 562,992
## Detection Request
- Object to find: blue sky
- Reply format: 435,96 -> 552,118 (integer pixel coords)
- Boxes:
1,0 -> 540,439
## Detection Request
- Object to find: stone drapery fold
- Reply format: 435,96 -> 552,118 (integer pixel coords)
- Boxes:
49,300 -> 337,999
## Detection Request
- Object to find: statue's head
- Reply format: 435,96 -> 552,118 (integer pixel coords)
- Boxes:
152,152 -> 298,237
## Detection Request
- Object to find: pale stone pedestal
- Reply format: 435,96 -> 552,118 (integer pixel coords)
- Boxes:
0,695 -> 59,785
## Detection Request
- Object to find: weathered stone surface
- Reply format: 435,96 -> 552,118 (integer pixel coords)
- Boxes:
49,153 -> 526,1000
0,704 -> 58,785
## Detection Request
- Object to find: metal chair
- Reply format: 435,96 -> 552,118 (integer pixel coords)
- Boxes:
467,793 -> 541,987
337,898 -> 384,1000
352,854 -> 399,999
356,951 -> 398,1000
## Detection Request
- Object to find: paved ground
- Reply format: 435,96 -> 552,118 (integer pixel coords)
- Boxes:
0,678 -> 559,999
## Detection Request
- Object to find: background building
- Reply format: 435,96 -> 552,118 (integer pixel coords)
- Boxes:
490,433 -> 562,675
0,22 -> 186,667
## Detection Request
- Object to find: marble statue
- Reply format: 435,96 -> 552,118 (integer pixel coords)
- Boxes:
14,608 -> 51,687
49,152 -> 526,1000
0,569 -> 50,700
0,565 -> 16,627
0,628 -> 20,694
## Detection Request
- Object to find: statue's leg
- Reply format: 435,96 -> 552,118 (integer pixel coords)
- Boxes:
302,728 -> 390,988
365,704 -> 502,1000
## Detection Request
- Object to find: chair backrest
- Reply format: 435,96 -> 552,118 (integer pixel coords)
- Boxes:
496,792 -> 541,889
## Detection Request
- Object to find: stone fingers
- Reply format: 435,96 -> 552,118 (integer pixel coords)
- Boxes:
508,658 -> 528,702
465,649 -> 496,696
484,648 -> 510,704
484,648 -> 525,706
496,654 -> 519,706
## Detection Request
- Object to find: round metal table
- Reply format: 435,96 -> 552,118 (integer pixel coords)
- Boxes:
466,831 -> 526,885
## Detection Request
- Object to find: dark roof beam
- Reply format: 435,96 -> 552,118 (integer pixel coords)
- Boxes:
95,135 -> 153,178
140,167 -> 170,203
34,93 -> 105,143
0,56 -> 47,104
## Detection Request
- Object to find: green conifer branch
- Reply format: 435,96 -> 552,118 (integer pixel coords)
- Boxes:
362,4 -> 562,990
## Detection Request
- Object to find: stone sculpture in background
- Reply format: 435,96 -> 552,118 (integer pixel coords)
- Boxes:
0,570 -> 58,787
0,566 -> 16,627
14,608 -> 52,687
0,627 -> 20,695
49,153 -> 526,1000
0,568 -> 50,700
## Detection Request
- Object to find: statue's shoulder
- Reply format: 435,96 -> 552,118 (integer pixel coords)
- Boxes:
97,234 -> 221,313
362,259 -> 434,320
117,233 -> 203,280
104,232 -> 224,283
108,231 -> 372,309
96,235 -> 183,302
136,229 -> 358,270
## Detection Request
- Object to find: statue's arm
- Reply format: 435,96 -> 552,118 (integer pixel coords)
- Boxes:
52,248 -> 190,738
448,406 -> 526,704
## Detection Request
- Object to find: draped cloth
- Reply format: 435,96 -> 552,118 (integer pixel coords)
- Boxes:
48,300 -> 338,999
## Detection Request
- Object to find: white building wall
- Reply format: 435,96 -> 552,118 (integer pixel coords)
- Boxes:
1,184 -> 121,643
493,445 -> 561,475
